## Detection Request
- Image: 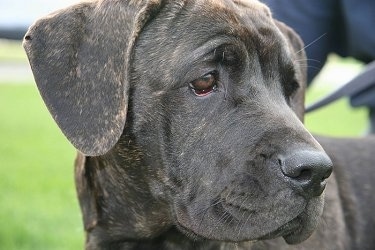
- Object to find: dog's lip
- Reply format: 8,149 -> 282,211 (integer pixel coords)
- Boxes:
219,200 -> 323,244
175,221 -> 208,241
175,198 -> 305,242
175,202 -> 302,242
220,201 -> 302,239
220,201 -> 258,220
259,216 -> 302,240
282,211 -> 319,244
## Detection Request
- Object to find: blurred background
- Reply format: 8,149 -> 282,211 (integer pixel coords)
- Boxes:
1,1 -> 84,249
0,0 -> 368,249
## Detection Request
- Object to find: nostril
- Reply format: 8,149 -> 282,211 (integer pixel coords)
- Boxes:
294,169 -> 312,183
279,150 -> 333,197
323,167 -> 332,179
277,158 -> 283,167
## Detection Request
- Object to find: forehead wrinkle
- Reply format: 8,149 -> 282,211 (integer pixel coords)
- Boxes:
165,0 -> 285,81
199,0 -> 272,19
193,0 -> 278,47
136,0 -> 290,84
188,36 -> 242,62
187,0 -> 287,62
232,0 -> 272,16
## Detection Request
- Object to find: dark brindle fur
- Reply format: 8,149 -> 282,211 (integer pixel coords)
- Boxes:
23,0 -> 375,249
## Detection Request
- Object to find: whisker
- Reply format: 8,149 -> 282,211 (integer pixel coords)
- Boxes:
209,210 -> 231,235
295,33 -> 327,55
196,198 -> 222,216
197,198 -> 225,235
226,212 -> 236,227
237,211 -> 253,238
197,205 -> 210,232
234,196 -> 250,234
298,65 -> 322,71
223,81 -> 228,100
294,58 -> 321,63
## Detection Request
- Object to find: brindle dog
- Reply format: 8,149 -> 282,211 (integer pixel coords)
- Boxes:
23,0 -> 374,249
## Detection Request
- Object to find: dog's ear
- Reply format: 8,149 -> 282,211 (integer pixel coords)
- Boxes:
274,20 -> 307,120
23,0 -> 162,156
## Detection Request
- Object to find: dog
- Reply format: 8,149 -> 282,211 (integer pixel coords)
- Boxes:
23,0 -> 373,249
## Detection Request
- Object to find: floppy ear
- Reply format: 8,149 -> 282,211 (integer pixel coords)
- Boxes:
23,0 -> 162,156
274,20 -> 307,121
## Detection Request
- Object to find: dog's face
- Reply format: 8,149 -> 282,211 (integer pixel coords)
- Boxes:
130,0 -> 331,244
24,0 -> 332,245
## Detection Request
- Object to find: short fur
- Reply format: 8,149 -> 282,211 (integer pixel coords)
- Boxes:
23,0 -> 374,249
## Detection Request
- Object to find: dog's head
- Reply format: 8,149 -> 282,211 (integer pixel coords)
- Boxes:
24,0 -> 332,245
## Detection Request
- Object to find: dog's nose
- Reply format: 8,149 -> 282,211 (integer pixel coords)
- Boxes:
279,150 -> 333,198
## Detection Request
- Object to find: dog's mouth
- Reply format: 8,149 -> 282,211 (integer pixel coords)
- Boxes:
219,201 -> 301,238
176,201 -> 300,242
175,193 -> 323,244
259,217 -> 302,240
221,202 -> 305,242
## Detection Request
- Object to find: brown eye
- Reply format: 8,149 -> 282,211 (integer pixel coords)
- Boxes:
189,72 -> 218,97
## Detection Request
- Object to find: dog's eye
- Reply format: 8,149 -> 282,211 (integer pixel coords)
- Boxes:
189,72 -> 218,97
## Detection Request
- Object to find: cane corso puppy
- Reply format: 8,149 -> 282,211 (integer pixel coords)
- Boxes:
23,0 -> 342,249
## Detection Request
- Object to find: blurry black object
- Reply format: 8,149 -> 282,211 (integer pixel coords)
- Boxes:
0,27 -> 26,40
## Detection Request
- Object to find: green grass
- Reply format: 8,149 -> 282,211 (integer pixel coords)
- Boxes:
0,40 -> 28,63
0,84 -> 83,249
304,54 -> 367,136
0,40 -> 368,249
305,86 -> 367,137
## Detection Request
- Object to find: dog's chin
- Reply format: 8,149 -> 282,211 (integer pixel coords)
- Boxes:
282,196 -> 325,244
175,195 -> 324,244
